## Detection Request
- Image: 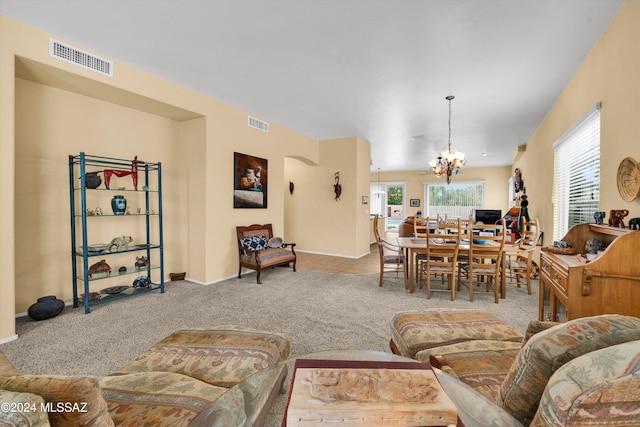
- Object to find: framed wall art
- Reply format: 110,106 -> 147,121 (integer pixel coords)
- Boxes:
410,199 -> 420,207
233,152 -> 268,208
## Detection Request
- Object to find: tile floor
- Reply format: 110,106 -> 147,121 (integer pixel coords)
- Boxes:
295,232 -> 398,275
295,248 -> 379,275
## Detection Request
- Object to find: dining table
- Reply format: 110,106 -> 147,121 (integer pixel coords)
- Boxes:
397,236 -> 507,298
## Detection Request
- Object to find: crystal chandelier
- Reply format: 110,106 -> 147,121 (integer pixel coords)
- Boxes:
429,95 -> 466,184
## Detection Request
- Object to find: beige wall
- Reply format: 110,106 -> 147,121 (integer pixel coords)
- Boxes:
371,166 -> 513,219
0,15 -> 336,341
285,136 -> 371,258
513,0 -> 640,242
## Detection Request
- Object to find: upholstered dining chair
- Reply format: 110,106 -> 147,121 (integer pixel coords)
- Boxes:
373,214 -> 405,287
458,219 -> 506,303
419,219 -> 461,300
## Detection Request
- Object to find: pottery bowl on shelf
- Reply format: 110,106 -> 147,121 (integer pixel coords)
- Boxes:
86,243 -> 109,253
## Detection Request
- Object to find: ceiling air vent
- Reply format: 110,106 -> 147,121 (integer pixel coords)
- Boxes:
248,116 -> 269,133
49,38 -> 113,77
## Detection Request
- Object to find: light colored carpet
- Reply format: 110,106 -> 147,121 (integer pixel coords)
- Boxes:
1,268 -> 538,426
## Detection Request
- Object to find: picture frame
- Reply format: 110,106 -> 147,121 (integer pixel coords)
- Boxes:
362,196 -> 368,205
410,199 -> 420,207
233,152 -> 268,208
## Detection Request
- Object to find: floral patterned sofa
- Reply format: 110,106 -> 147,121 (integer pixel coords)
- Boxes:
392,310 -> 640,426
0,326 -> 290,427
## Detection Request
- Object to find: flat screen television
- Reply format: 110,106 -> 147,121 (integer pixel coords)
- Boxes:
474,209 -> 502,225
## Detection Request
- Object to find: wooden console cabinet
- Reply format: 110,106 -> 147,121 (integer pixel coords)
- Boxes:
539,223 -> 640,322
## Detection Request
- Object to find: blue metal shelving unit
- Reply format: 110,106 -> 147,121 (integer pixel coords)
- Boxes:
69,152 -> 164,313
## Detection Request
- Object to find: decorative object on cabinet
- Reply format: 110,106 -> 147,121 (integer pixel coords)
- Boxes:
103,155 -> 140,190
616,156 -> 640,202
585,238 -> 603,255
27,295 -> 65,321
233,152 -> 267,208
593,211 -> 605,225
108,235 -> 133,252
539,223 -> 640,322
88,260 -> 111,278
82,171 -> 102,189
110,195 -> 127,215
69,153 -> 164,313
608,209 -> 629,228
630,217 -> 640,230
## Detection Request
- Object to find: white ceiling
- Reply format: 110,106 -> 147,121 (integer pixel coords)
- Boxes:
0,0 -> 623,172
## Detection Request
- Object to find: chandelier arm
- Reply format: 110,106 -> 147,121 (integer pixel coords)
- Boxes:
429,95 -> 465,184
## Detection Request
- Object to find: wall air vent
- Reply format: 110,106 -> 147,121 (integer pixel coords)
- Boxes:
248,116 -> 269,132
49,38 -> 113,77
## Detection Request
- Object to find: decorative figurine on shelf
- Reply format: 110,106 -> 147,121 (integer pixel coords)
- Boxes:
629,217 -> 640,230
334,172 -> 342,201
608,209 -> 629,228
103,156 -> 140,190
88,260 -> 111,278
135,256 -> 149,270
118,266 -> 127,274
108,235 -> 133,252
132,276 -> 151,289
593,211 -> 605,225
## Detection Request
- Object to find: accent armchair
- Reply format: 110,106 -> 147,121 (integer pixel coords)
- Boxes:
236,224 -> 296,284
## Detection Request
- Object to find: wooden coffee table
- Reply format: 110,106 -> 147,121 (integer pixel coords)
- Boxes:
282,350 -> 460,427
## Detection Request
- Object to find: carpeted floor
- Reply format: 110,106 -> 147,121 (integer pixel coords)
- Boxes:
2,268 -> 539,426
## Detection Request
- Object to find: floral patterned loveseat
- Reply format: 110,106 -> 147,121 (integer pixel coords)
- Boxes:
0,326 -> 290,427
425,314 -> 640,426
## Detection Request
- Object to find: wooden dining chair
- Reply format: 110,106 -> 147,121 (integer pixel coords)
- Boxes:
420,219 -> 461,300
373,214 -> 405,287
457,219 -> 506,303
505,218 -> 540,295
414,216 -> 440,288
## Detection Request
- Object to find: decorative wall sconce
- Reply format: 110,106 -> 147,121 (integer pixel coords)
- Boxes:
289,181 -> 294,195
334,172 -> 342,201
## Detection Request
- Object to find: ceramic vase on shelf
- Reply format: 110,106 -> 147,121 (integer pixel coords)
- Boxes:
111,195 -> 127,215
83,171 -> 102,189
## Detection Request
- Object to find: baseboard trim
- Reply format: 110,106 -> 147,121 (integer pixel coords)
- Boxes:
0,334 -> 18,344
296,249 -> 370,259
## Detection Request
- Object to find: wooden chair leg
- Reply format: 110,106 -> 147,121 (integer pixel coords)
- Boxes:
389,339 -> 401,355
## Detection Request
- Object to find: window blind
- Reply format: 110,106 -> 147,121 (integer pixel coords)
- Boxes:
552,103 -> 600,241
425,181 -> 484,219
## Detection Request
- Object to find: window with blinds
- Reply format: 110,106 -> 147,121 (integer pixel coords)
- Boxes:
552,103 -> 601,241
425,181 -> 484,219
